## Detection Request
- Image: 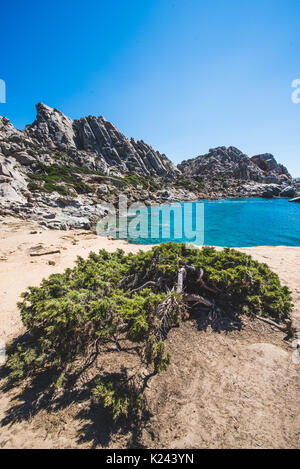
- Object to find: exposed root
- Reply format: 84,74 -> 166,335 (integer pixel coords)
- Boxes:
125,261 -> 292,342
183,293 -> 213,308
155,294 -> 183,340
178,260 -> 220,294
253,314 -> 295,336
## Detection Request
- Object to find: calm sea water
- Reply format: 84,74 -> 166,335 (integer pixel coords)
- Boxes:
126,198 -> 300,247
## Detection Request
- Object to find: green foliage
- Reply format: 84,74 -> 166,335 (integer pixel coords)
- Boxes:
92,369 -> 145,421
145,338 -> 171,374
27,163 -> 92,195
27,181 -> 41,192
125,243 -> 292,319
174,176 -> 206,192
5,243 -> 292,420
115,173 -> 162,191
26,164 -> 165,196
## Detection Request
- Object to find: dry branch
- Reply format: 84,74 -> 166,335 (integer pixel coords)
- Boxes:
130,278 -> 162,295
183,293 -> 213,308
177,266 -> 187,293
253,314 -> 294,335
30,249 -> 61,257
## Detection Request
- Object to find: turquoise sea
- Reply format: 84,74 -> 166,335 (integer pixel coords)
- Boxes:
125,198 -> 300,247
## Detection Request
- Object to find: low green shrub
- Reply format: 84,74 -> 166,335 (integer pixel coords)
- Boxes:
27,163 -> 92,195
116,173 -> 162,191
5,243 -> 292,420
173,176 -> 206,192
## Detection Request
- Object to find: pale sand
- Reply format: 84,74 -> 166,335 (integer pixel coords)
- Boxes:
0,217 -> 299,449
0,218 -> 152,342
1,217 -> 299,341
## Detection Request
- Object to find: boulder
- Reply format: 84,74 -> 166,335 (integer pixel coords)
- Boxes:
0,161 -> 12,178
13,151 -> 36,166
280,186 -> 297,198
156,190 -> 172,200
288,196 -> 300,203
0,183 -> 26,203
0,117 -> 23,140
262,184 -> 281,198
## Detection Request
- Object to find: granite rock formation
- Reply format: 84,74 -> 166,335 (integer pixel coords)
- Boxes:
178,146 -> 292,184
0,105 -> 297,230
251,153 -> 291,181
0,103 -> 183,228
25,103 -> 179,178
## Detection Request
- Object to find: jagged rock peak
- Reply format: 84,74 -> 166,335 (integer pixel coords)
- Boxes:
24,103 -> 179,178
0,116 -> 22,139
25,102 -> 76,150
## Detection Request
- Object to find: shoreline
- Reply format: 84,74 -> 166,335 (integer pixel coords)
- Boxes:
1,216 -> 299,342
1,190 -> 298,232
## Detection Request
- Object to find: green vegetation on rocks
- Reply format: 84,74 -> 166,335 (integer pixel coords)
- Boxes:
174,175 -> 206,192
27,163 -> 96,195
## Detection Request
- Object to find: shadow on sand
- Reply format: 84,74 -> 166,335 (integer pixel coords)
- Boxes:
0,311 -> 243,448
0,358 -> 151,448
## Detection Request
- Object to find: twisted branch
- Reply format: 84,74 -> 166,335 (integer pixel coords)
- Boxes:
130,277 -> 163,295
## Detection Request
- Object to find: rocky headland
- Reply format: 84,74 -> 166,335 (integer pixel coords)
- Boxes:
179,146 -> 297,199
0,103 -> 298,229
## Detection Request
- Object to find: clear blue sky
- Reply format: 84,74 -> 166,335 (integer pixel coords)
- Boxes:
1,0 -> 300,176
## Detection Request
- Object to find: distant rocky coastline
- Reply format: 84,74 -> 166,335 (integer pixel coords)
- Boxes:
0,103 -> 298,229
178,146 -> 297,199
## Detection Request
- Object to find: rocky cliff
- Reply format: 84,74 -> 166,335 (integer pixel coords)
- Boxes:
178,146 -> 296,198
0,105 -> 297,230
0,103 -> 186,229
178,146 -> 292,184
25,103 -> 179,178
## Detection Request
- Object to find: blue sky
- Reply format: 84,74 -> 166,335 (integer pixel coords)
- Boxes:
1,0 -> 300,176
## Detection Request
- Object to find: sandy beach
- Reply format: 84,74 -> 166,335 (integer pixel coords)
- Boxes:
0,217 -> 299,449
